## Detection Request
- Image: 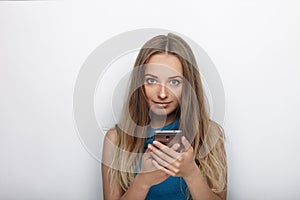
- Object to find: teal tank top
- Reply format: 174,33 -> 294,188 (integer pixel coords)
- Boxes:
142,118 -> 188,200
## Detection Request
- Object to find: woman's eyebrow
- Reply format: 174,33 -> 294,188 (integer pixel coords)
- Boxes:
144,74 -> 158,78
144,74 -> 183,79
168,75 -> 183,79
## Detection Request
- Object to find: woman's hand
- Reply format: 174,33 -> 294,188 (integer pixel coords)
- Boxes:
138,143 -> 180,188
150,136 -> 199,180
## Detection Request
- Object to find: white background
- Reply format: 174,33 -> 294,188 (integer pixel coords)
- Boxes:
1,0 -> 300,199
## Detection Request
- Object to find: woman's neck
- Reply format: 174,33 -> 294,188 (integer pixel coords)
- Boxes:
149,113 -> 177,129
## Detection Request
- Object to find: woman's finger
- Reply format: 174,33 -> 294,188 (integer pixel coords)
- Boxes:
150,144 -> 180,164
181,136 -> 191,151
153,141 -> 181,159
143,144 -> 152,159
152,159 -> 176,177
150,152 -> 179,174
170,143 -> 180,151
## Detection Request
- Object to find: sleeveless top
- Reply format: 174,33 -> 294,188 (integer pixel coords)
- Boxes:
142,118 -> 189,200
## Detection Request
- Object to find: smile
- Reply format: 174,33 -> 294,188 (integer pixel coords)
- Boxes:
152,101 -> 172,107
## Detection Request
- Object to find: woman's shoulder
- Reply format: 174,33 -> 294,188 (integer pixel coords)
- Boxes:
208,120 -> 225,138
206,120 -> 226,155
105,126 -> 119,145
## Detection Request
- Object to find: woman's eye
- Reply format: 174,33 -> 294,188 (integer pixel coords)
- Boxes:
169,79 -> 180,86
146,78 -> 157,84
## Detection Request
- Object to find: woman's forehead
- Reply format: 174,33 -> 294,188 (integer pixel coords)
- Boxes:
145,53 -> 183,76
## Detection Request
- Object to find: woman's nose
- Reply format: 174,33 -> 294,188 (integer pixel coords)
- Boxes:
158,84 -> 167,99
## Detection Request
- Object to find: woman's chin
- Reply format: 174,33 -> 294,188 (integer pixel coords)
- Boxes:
149,108 -> 177,118
149,109 -> 168,116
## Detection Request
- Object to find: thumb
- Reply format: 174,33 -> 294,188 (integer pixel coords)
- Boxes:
143,144 -> 152,158
181,136 -> 191,151
145,144 -> 152,153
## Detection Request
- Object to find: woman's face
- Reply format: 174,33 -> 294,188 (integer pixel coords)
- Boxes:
144,53 -> 183,121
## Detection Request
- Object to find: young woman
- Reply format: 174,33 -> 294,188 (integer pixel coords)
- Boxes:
102,33 -> 227,200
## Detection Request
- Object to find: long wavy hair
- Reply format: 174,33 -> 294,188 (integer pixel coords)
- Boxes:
108,33 -> 227,197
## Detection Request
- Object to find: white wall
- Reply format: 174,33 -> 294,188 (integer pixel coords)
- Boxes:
0,0 -> 299,199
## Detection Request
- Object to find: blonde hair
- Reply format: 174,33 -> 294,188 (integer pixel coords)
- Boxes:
108,33 -> 227,196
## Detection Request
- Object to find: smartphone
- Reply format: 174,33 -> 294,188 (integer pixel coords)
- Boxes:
154,130 -> 183,149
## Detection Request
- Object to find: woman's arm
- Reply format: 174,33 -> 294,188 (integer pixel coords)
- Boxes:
102,163 -> 151,200
102,129 -> 124,200
150,135 -> 227,200
183,166 -> 226,200
102,129 -> 172,200
182,138 -> 227,200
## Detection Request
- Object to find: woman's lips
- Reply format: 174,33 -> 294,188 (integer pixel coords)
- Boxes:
152,101 -> 171,108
